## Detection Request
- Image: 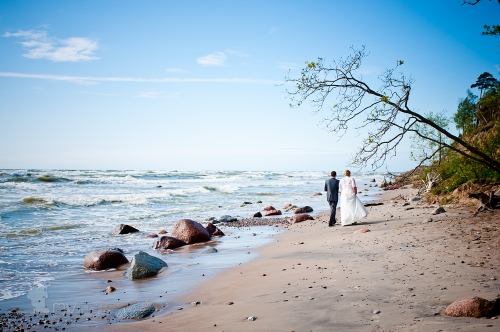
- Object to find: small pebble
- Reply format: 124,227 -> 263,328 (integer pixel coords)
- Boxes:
373,310 -> 381,314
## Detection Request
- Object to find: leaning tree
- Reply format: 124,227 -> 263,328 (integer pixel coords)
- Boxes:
283,47 -> 500,174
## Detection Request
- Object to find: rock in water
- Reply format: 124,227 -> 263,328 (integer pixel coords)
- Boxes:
294,206 -> 313,214
152,236 -> 187,250
115,301 -> 155,319
264,209 -> 282,216
219,215 -> 237,223
290,214 -> 314,224
444,296 -> 499,318
113,224 -> 140,235
432,206 -> 446,215
171,219 -> 211,244
84,250 -> 129,270
129,251 -> 167,280
253,212 -> 262,218
202,247 -> 218,254
263,206 -> 276,211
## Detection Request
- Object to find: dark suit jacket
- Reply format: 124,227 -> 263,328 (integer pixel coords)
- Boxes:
324,177 -> 339,202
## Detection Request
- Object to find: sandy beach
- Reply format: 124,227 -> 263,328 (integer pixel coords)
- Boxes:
110,186 -> 498,331
3,186 -> 499,331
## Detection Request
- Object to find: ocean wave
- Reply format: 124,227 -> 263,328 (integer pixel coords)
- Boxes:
37,176 -> 70,183
21,197 -> 53,205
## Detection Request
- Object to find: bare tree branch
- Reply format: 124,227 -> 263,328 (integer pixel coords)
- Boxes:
283,47 -> 500,174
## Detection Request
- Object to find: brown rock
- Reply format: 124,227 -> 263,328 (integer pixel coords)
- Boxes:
158,229 -> 167,234
212,228 -> 225,236
312,193 -> 322,196
205,222 -> 225,236
253,212 -> 262,218
294,206 -> 313,214
263,206 -> 276,211
205,223 -> 217,235
146,233 -> 158,238
112,224 -> 139,235
83,250 -> 129,270
282,203 -> 292,209
264,209 -> 282,216
290,214 -> 314,224
444,296 -> 499,318
153,236 -> 187,250
171,219 -> 211,244
353,228 -> 371,234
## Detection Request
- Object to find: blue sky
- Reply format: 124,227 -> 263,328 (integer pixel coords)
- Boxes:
0,0 -> 498,171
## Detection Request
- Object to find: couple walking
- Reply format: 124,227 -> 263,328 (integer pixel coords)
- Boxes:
324,170 -> 368,227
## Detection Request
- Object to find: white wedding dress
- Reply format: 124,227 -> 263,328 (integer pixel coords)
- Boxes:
340,176 -> 369,226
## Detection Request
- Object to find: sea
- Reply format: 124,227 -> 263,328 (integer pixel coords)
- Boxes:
0,169 -> 386,304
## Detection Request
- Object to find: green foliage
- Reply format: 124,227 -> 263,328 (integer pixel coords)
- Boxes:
410,110 -> 451,165
482,24 -> 500,36
454,90 -> 477,134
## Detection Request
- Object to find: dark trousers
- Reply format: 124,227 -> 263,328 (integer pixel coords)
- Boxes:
328,200 -> 338,226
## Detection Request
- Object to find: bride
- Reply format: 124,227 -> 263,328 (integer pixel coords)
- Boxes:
339,170 -> 369,226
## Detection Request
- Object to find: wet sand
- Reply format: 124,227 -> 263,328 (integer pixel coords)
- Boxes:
2,186 -> 499,331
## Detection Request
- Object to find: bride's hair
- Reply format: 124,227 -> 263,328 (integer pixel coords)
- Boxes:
344,170 -> 351,176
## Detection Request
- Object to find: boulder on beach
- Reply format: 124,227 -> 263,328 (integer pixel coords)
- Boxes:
264,209 -> 282,216
112,224 -> 140,235
205,222 -> 225,236
83,250 -> 129,271
282,203 -> 292,209
171,219 -> 211,244
202,247 -> 218,254
129,251 -> 167,280
253,212 -> 262,218
219,215 -> 237,223
115,301 -> 156,319
263,206 -> 276,211
152,236 -> 187,250
370,179 -> 376,182
444,296 -> 499,318
294,206 -> 313,214
157,229 -> 167,234
408,196 -> 421,202
378,178 -> 387,188
290,214 -> 314,224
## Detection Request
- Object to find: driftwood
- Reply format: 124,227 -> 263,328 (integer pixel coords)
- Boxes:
468,191 -> 500,216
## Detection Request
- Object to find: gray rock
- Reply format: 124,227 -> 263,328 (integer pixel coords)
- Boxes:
129,251 -> 167,280
423,217 -> 433,223
373,310 -> 381,314
408,196 -> 421,202
432,206 -> 446,215
378,178 -> 387,188
115,301 -> 155,319
113,224 -> 139,235
219,215 -> 237,223
202,247 -> 218,254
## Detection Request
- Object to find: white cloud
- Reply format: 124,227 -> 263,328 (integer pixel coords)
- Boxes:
196,52 -> 227,66
3,29 -> 99,62
165,68 -> 189,73
278,62 -> 300,70
0,72 -> 281,85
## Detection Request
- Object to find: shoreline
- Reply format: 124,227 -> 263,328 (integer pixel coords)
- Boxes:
3,185 -> 498,331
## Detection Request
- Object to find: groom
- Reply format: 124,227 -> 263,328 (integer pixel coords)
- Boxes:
324,171 -> 339,227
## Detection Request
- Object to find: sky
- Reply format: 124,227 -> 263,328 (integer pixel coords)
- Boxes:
0,0 -> 498,172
